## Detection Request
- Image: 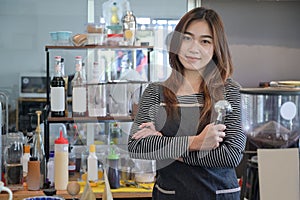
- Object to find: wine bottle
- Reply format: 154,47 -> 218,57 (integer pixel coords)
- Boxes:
72,56 -> 87,117
50,56 -> 65,117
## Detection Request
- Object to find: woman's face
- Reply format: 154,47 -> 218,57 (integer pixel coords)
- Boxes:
178,20 -> 214,73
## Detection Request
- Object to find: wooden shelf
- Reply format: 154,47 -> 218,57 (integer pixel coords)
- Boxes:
47,115 -> 134,123
0,189 -> 152,200
45,45 -> 154,51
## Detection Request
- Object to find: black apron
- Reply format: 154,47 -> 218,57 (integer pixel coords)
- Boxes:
152,87 -> 240,200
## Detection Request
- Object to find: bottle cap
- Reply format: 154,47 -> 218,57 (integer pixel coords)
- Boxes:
49,151 -> 55,158
107,142 -> 119,160
89,144 -> 96,153
54,129 -> 68,144
24,145 -> 31,153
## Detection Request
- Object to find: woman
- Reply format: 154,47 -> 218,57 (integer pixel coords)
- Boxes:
128,7 -> 246,200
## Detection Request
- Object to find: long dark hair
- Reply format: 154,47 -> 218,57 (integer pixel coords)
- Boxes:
163,7 -> 233,126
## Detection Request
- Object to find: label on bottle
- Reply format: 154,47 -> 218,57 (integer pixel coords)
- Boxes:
51,87 -> 65,111
72,87 -> 87,112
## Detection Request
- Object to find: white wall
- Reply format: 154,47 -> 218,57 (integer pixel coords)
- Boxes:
0,0 -> 186,103
202,0 -> 300,87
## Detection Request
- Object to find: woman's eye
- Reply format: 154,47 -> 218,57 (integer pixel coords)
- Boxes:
182,35 -> 192,41
201,39 -> 212,45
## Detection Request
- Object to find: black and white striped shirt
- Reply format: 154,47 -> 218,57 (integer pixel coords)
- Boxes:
128,78 -> 246,168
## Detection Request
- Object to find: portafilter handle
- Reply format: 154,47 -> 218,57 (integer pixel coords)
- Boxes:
214,100 -> 232,125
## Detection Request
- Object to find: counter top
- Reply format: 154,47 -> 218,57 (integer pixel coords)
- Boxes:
0,181 -> 153,200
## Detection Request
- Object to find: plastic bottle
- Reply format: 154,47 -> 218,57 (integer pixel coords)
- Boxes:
87,144 -> 98,182
72,56 -> 87,117
32,110 -> 46,189
122,11 -> 136,45
27,157 -> 40,191
54,129 -> 69,190
47,151 -> 55,187
51,56 -> 65,117
107,142 -> 120,189
21,144 -> 31,181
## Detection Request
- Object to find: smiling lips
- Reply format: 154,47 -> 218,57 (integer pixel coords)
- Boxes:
185,55 -> 201,63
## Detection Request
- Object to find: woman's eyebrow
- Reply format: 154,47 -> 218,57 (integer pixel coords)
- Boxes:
184,31 -> 213,39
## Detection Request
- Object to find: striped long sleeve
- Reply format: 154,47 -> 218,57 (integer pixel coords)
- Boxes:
127,79 -> 246,168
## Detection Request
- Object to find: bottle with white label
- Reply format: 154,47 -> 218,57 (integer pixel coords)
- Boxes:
72,56 -> 87,117
51,56 -> 65,117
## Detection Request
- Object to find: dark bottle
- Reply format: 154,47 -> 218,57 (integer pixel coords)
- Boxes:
51,56 -> 65,117
107,142 -> 120,189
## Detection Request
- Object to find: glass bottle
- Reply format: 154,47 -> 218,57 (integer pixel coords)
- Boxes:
122,11 -> 136,46
32,110 -> 46,189
72,56 -> 87,117
61,57 -> 69,117
51,56 -> 65,117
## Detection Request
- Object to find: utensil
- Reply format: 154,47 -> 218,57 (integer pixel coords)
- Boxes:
214,100 -> 232,124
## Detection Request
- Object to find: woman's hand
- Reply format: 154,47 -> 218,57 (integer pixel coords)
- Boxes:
132,122 -> 162,139
189,123 -> 226,151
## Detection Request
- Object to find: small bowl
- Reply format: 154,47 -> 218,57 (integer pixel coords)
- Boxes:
49,32 -> 58,45
56,31 -> 72,45
43,188 -> 57,196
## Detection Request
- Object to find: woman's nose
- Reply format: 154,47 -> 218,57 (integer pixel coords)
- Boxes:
188,42 -> 200,54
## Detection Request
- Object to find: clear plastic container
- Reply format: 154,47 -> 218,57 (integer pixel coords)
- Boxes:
132,159 -> 156,183
4,132 -> 24,190
108,82 -> 128,116
240,87 -> 300,149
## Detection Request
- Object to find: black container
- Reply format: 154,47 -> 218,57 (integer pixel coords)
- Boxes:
108,159 -> 120,189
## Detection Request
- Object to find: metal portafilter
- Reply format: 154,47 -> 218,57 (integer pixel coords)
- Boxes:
214,100 -> 232,124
